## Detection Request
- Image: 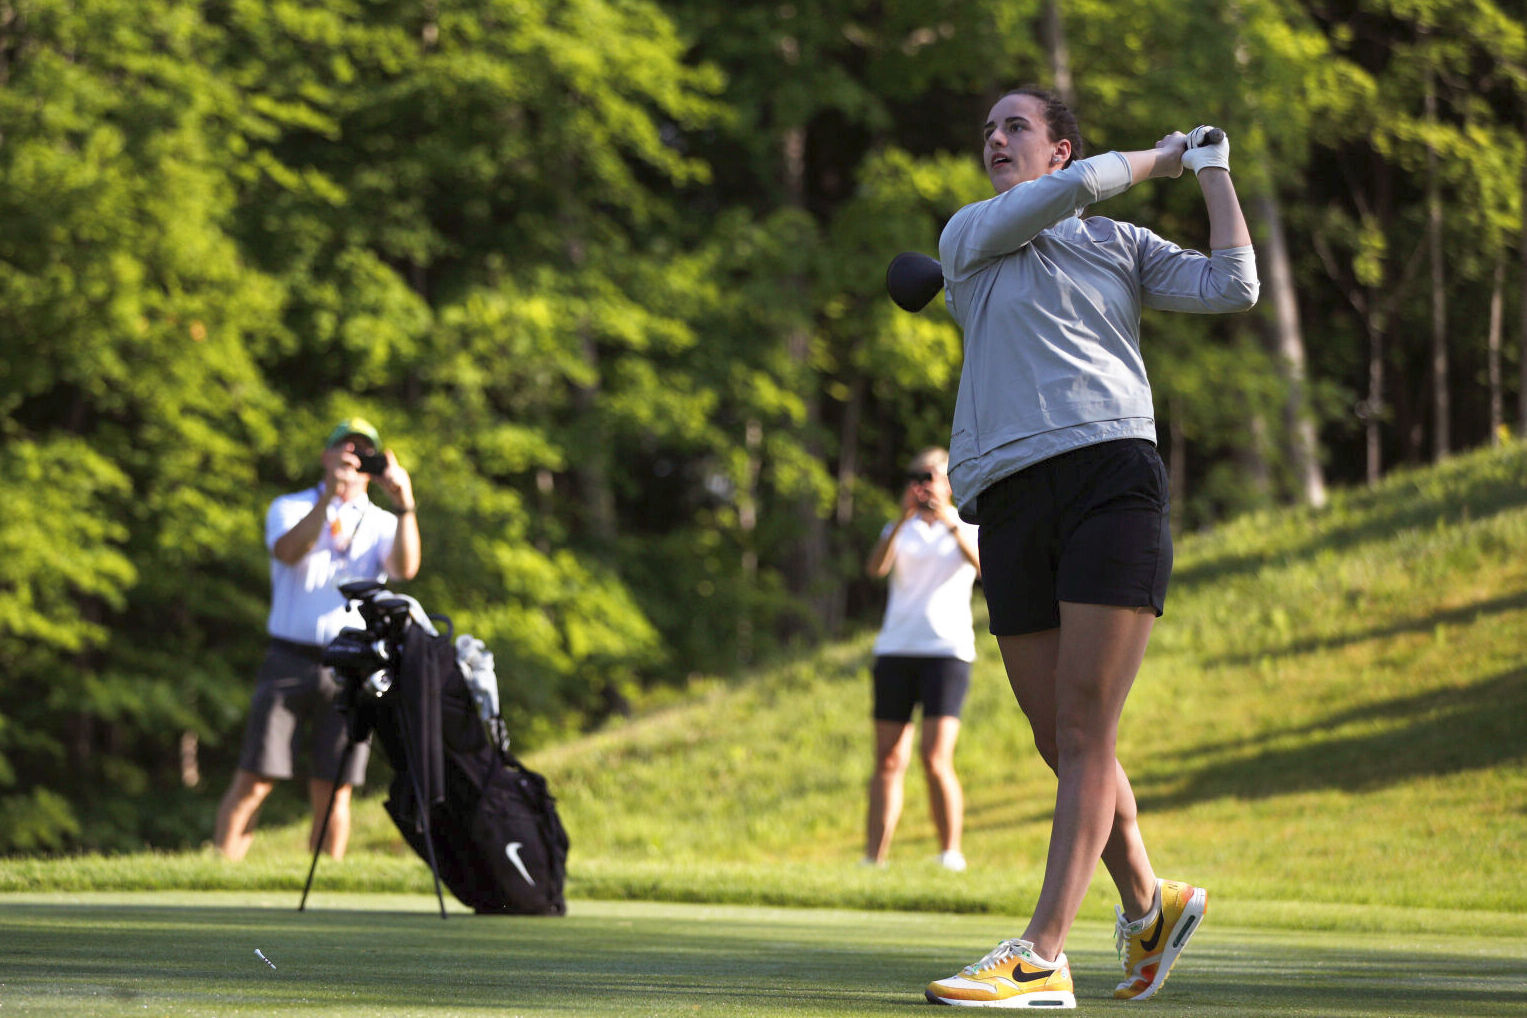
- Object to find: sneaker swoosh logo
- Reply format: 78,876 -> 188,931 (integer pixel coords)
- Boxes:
504,842 -> 536,886
1013,967 -> 1054,983
1140,915 -> 1164,952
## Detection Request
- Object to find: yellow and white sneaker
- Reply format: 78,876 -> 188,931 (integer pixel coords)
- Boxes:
1113,879 -> 1207,1001
925,938 -> 1075,1008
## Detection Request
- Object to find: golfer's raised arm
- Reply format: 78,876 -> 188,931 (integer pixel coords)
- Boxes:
1121,133 -> 1187,185
941,155 -> 1132,273
1196,169 -> 1253,250
1178,125 -> 1252,250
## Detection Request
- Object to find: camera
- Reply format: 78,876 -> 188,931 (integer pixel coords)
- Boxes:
323,580 -> 414,697
356,450 -> 388,474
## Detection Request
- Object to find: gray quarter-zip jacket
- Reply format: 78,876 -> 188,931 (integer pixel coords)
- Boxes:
938,151 -> 1259,521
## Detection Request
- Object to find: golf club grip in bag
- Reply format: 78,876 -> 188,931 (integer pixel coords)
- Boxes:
378,624 -> 569,915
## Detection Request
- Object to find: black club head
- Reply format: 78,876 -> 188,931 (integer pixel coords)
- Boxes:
886,252 -> 945,312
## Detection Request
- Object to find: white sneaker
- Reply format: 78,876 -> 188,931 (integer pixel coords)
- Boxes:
937,850 -> 967,872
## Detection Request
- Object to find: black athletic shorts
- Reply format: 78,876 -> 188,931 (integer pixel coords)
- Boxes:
977,438 -> 1172,636
871,655 -> 972,723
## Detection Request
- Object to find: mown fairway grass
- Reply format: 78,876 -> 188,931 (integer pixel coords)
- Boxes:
3,445 -> 1527,1014
3,893 -> 1524,1017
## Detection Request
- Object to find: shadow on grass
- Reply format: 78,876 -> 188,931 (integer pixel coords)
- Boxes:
966,666 -> 1527,827
1144,939 -> 1527,1016
1135,667 -> 1527,809
2,900 -> 1524,1015
0,900 -> 936,1014
1172,448 -> 1527,593
1204,589 -> 1527,669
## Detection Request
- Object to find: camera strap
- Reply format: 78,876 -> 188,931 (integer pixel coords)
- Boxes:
325,493 -> 370,557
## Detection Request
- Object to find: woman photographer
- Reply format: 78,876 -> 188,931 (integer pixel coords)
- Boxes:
863,447 -> 980,872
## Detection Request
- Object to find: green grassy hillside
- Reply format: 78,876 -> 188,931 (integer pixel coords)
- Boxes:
5,445 -> 1524,930
530,442 -> 1527,918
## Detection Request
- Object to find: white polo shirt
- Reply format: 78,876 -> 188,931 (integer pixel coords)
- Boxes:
872,516 -> 981,662
264,487 -> 398,646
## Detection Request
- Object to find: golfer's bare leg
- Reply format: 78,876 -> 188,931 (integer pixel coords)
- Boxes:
214,769 -> 273,860
996,605 -> 1158,959
309,779 -> 353,860
1100,761 -> 1155,919
866,721 -> 915,864
1024,603 -> 1155,959
920,715 -> 964,855
998,632 -> 1155,917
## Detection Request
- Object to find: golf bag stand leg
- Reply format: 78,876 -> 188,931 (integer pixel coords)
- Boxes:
299,735 -> 358,912
391,695 -> 449,919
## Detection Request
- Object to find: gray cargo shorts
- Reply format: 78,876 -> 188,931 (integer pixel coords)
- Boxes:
236,639 -> 370,786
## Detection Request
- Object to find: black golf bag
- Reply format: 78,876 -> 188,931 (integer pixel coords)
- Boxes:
376,623 -> 569,915
304,582 -> 568,917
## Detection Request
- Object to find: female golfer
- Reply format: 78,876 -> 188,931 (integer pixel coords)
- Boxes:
922,88 -> 1257,1009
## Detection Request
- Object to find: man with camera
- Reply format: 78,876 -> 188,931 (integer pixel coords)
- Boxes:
213,418 -> 421,861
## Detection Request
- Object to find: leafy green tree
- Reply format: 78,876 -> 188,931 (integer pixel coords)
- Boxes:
211,0 -> 728,729
2,0 -> 1524,856
0,0 -> 283,850
1300,0 -> 1525,476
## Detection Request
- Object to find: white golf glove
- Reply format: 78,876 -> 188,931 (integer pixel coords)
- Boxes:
1181,125 -> 1230,175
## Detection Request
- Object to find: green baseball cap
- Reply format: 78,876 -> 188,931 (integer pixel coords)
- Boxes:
324,417 -> 381,450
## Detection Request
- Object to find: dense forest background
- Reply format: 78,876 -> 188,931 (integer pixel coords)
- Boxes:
1,0 -> 1523,851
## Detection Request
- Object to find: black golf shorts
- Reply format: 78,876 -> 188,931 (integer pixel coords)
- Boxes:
977,438 -> 1172,636
872,656 -> 972,723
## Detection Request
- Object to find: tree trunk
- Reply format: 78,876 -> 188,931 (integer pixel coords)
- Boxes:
1520,107 -> 1527,438
1488,253 -> 1505,446
1243,412 -> 1273,501
1365,325 -> 1385,484
534,468 -> 555,554
1426,79 -> 1449,461
1042,0 -> 1075,108
1313,132 -> 1416,483
563,225 -> 617,547
573,331 -> 618,544
420,0 -> 439,49
0,3 -> 12,93
1253,188 -> 1327,508
779,119 -> 835,637
69,711 -> 93,774
738,418 -> 762,669
179,730 -> 200,788
836,375 -> 863,526
1167,398 -> 1186,529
